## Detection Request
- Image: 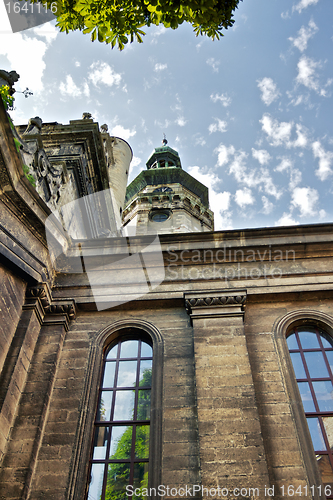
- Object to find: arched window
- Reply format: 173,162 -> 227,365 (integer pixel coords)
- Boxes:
287,327 -> 333,495
86,338 -> 153,500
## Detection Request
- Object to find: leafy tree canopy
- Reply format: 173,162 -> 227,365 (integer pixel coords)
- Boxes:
51,0 -> 242,49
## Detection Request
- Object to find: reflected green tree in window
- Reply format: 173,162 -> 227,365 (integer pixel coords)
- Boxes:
105,369 -> 151,500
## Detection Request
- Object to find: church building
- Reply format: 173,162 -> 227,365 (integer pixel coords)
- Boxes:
1,89 -> 333,500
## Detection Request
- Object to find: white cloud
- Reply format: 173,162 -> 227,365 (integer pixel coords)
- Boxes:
130,156 -> 141,171
175,116 -> 187,127
59,75 -> 90,98
154,63 -> 167,72
261,196 -> 274,215
292,0 -> 319,13
235,188 -> 255,208
193,134 -> 206,147
214,144 -> 235,167
275,157 -> 302,190
75,61 -> 81,67
252,148 -> 271,165
289,19 -> 318,52
32,21 -> 58,44
295,56 -> 332,96
312,141 -> 333,181
111,125 -> 136,141
187,166 -> 232,230
291,186 -> 319,216
206,58 -> 220,73
210,93 -> 231,107
294,124 -> 308,147
257,78 -> 280,106
0,32 -> 49,93
216,144 -> 282,199
275,213 -> 299,226
150,25 -> 167,44
260,114 -> 293,147
260,114 -> 308,149
296,56 -> 319,91
208,119 -> 227,134
88,61 -> 122,87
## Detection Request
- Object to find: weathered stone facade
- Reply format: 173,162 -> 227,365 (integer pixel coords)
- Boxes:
1,94 -> 333,500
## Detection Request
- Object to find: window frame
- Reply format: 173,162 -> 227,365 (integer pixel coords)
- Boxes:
274,311 -> 333,500
287,326 -> 333,496
69,320 -> 163,500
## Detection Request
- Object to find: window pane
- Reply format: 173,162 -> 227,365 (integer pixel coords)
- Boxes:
141,343 -> 153,357
105,463 -> 130,499
298,330 -> 320,349
117,361 -> 137,387
307,417 -> 326,451
304,352 -> 329,378
120,340 -> 139,358
97,391 -> 113,421
113,390 -> 135,421
135,425 -> 150,458
139,361 -> 152,385
137,390 -> 151,420
93,426 -> 109,459
106,344 -> 118,359
133,462 -> 149,495
110,426 -> 133,459
287,334 -> 299,350
290,353 -> 306,379
323,417 -> 333,448
321,335 -> 333,349
102,362 -> 116,388
313,381 -> 333,412
87,463 -> 104,500
298,382 -> 316,412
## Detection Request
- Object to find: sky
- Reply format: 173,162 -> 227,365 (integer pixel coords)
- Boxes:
0,0 -> 332,231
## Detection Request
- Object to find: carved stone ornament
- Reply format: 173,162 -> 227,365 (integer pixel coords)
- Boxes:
44,303 -> 76,320
185,294 -> 246,314
184,290 -> 247,322
25,283 -> 76,323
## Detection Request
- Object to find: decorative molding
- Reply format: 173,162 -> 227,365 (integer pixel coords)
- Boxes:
24,283 -> 76,326
184,289 -> 247,321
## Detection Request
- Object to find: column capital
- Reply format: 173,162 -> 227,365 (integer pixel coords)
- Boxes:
184,289 -> 247,322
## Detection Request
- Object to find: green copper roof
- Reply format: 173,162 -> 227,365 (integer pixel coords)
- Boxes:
125,167 -> 209,207
146,145 -> 182,170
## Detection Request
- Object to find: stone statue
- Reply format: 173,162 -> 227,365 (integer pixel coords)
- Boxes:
82,112 -> 92,120
0,70 -> 20,95
101,124 -> 108,133
23,116 -> 43,135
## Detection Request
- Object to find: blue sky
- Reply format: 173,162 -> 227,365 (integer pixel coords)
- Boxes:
0,0 -> 332,230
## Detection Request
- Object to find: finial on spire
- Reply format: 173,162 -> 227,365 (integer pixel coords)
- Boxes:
162,133 -> 168,146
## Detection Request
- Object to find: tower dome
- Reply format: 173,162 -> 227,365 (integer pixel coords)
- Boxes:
122,142 -> 214,235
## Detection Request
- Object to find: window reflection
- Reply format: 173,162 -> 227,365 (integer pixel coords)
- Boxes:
288,327 -> 333,495
87,338 -> 153,500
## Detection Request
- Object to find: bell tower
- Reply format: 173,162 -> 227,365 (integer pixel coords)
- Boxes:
122,138 -> 214,235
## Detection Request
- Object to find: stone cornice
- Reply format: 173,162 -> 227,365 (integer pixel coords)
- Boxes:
184,290 -> 247,321
24,283 -> 76,327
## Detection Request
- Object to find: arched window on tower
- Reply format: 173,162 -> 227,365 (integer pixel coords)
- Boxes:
86,338 -> 153,500
287,327 -> 333,496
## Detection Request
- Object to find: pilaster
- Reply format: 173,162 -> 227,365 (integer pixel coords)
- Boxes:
0,284 -> 76,499
185,289 -> 271,497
